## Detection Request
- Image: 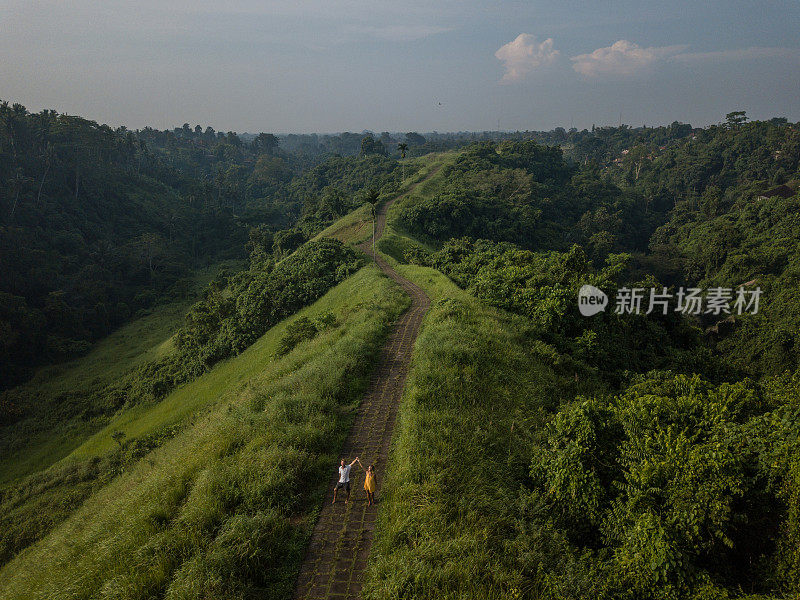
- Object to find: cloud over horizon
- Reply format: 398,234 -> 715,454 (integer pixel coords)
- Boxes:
571,40 -> 687,77
495,34 -> 559,83
2,1 -> 798,132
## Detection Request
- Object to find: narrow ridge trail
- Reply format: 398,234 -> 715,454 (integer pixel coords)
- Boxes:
293,166 -> 440,599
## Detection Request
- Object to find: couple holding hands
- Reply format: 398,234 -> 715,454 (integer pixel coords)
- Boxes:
333,457 -> 376,506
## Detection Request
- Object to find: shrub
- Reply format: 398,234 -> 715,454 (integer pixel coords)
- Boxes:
533,371 -> 800,598
402,246 -> 431,266
0,392 -> 22,425
275,313 -> 338,357
433,237 -> 707,381
114,239 -> 362,408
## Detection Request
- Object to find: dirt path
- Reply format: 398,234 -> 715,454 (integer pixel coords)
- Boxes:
293,167 -> 440,600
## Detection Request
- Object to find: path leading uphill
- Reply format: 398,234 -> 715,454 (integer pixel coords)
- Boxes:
294,167 -> 439,600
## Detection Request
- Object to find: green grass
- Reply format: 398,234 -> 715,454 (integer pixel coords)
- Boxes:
0,151 -> 447,590
315,152 -> 457,250
70,263 -> 400,460
361,269 -> 601,600
0,261 -> 243,487
402,151 -> 457,198
357,152 -> 605,598
375,223 -> 438,264
373,153 -> 457,263
315,150 -> 590,598
313,202 -> 376,245
0,264 -> 408,599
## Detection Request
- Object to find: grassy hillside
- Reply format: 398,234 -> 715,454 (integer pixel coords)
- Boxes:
0,261 -> 242,486
0,264 -> 408,598
313,202 -> 376,245
363,266 -> 600,599
313,155 -> 601,596
7,130 -> 798,599
366,152 -> 457,264
0,152 -> 434,593
314,153 -> 456,247
315,146 -> 799,599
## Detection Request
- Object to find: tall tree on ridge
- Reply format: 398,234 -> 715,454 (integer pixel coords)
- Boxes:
398,142 -> 408,180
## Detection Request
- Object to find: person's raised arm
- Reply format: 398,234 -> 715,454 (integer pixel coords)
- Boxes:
349,457 -> 359,467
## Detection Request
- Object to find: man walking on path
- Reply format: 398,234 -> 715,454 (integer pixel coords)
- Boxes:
333,457 -> 359,504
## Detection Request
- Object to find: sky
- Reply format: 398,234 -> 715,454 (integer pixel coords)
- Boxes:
1,0 -> 799,133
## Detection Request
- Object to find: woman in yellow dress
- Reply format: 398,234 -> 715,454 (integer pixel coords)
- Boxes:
361,461 -> 376,505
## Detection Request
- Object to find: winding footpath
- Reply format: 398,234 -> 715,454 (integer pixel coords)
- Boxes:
293,169 -> 438,600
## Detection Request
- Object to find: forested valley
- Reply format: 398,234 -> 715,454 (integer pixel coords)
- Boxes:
0,101 -> 426,391
1,103 -> 799,600
368,112 -> 800,599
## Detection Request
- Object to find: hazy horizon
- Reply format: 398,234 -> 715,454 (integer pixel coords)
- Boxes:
2,0 -> 799,134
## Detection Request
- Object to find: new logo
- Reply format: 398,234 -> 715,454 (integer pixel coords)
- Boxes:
578,285 -> 608,316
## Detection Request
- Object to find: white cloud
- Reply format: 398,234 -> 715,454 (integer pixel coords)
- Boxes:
495,34 -> 559,83
571,40 -> 687,77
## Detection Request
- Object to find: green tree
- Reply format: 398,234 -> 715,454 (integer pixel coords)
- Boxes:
360,135 -> 387,157
250,132 -> 279,155
725,110 -> 748,128
398,142 -> 408,179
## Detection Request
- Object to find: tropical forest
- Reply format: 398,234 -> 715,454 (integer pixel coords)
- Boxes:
1,3 -> 799,599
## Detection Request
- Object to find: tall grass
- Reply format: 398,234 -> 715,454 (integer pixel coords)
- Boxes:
364,156 -> 606,598
315,152 -> 455,251
374,154 -> 456,263
313,202 -> 376,245
0,261 -> 241,486
0,265 -> 408,599
362,262 -> 602,599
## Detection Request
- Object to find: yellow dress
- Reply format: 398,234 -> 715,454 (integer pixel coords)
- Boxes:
364,471 -> 376,493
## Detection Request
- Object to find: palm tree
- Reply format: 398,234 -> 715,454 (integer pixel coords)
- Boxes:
365,189 -> 379,255
37,142 -> 54,206
9,168 -> 25,221
397,143 -> 408,181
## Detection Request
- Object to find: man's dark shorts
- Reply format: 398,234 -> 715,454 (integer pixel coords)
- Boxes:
335,481 -> 351,492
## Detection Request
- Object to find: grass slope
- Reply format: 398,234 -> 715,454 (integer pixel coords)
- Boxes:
361,267 -> 600,599
69,260 -> 375,460
314,153 -> 456,247
374,153 -> 457,263
0,265 -> 408,598
321,153 -> 595,598
311,151 -> 593,597
0,261 -> 243,487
